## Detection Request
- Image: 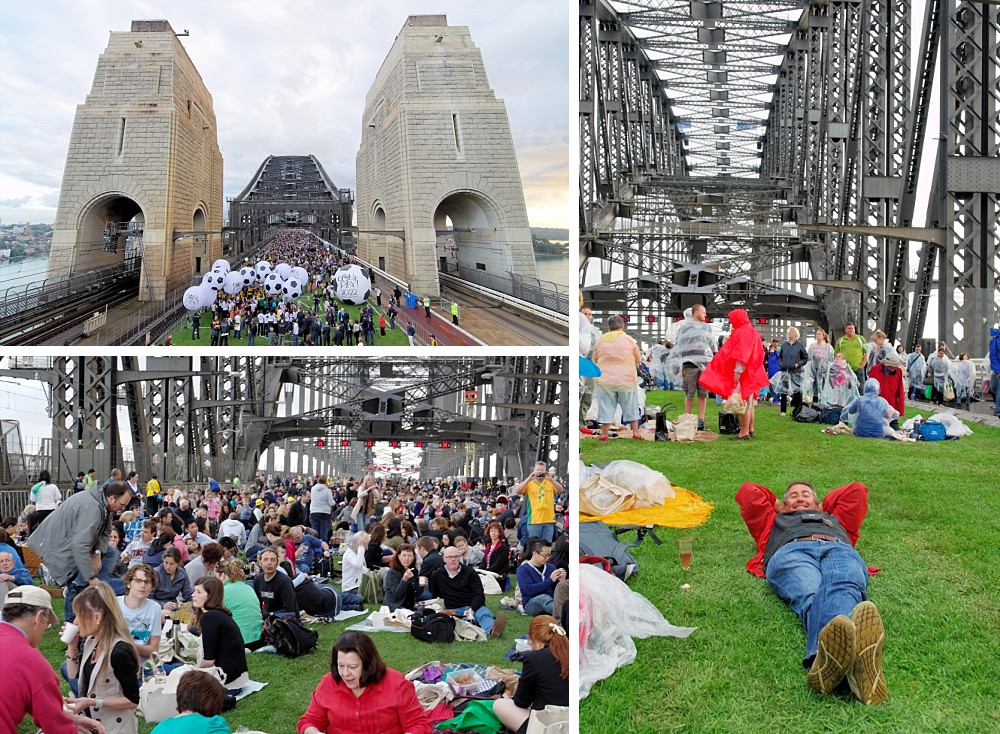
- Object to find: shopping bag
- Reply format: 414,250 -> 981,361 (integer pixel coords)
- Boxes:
525,705 -> 570,734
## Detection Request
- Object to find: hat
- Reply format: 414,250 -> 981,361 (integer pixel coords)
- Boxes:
882,352 -> 904,368
4,585 -> 58,625
255,499 -> 264,506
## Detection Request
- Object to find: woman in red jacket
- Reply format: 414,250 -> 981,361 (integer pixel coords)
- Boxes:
298,632 -> 431,734
700,309 -> 770,439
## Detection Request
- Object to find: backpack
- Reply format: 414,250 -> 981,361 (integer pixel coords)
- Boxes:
793,404 -> 820,423
819,406 -> 842,424
718,412 -> 740,435
360,569 -> 384,605
261,614 -> 318,658
409,609 -> 456,643
579,521 -> 639,581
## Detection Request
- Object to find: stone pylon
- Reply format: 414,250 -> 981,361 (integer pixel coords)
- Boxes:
48,20 -> 223,301
356,15 -> 537,298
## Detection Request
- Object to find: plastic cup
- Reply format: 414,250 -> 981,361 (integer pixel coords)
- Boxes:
60,622 -> 79,645
420,577 -> 428,587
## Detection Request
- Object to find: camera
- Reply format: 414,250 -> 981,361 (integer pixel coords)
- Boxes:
536,472 -> 545,478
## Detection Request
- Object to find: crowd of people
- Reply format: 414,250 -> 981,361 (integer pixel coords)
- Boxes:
580,298 -> 1000,441
187,230 -> 430,347
3,463 -> 570,733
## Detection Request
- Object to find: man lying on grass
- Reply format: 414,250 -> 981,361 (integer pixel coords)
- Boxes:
735,480 -> 886,705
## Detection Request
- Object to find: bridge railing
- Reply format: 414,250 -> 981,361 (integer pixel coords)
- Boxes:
456,266 -> 569,315
0,262 -> 140,326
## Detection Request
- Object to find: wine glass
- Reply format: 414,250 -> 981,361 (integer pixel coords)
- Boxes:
679,537 -> 693,589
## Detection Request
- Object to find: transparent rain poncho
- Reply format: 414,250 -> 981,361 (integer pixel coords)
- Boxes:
579,563 -> 696,699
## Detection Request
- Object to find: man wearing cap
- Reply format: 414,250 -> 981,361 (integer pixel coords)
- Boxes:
26,480 -> 133,623
0,585 -> 104,733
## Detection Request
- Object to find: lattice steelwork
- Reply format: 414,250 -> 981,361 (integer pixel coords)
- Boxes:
2,357 -> 567,483
582,0 -> 1000,354
228,155 -> 354,252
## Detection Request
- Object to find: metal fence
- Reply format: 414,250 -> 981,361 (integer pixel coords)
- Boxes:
0,261 -> 139,325
456,266 -> 569,315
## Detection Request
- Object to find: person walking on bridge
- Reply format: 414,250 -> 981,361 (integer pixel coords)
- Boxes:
423,295 -> 432,319
451,301 -> 460,325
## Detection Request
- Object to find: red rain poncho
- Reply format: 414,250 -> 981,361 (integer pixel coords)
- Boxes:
699,308 -> 770,398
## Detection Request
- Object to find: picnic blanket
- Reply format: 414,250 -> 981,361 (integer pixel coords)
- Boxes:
579,487 -> 713,529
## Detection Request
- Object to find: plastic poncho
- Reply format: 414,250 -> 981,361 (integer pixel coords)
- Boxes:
990,327 -> 1000,373
907,351 -> 927,388
949,359 -> 977,401
822,358 -> 860,407
579,563 -> 695,699
699,309 -> 769,398
647,344 -> 671,387
927,353 -> 951,392
802,341 -> 835,401
665,312 -> 716,383
840,378 -> 899,438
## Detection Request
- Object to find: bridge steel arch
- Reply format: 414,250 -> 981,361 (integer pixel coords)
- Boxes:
0,356 -> 568,485
581,0 -> 1000,354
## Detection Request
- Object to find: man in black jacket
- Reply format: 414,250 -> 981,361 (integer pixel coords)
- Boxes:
286,490 -> 310,529
429,547 -> 506,638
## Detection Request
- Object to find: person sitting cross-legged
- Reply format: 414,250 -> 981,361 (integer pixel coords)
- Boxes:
429,546 -> 507,639
735,480 -> 886,704
515,538 -> 565,617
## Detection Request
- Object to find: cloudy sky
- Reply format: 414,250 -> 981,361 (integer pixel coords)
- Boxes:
0,0 -> 569,228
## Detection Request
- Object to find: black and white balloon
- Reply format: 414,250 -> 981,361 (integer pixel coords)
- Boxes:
275,263 -> 292,280
202,271 -> 226,291
255,261 -> 272,277
282,278 -> 303,300
239,266 -> 256,286
333,264 -> 371,305
212,259 -> 230,273
263,272 -> 285,295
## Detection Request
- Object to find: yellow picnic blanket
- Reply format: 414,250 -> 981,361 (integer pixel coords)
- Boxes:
579,488 -> 713,529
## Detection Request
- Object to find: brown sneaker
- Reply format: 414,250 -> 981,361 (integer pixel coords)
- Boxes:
489,612 -> 507,639
847,601 -> 887,704
808,615 -> 856,694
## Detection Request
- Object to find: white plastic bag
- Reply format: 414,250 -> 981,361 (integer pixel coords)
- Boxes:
579,564 -> 695,699
927,411 -> 973,437
594,460 -> 674,506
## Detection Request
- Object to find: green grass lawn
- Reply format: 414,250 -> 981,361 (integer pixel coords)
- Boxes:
21,580 -> 529,733
580,391 -> 1000,734
167,296 -> 409,348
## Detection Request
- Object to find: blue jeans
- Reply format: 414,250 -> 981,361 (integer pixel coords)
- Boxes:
351,512 -> 369,534
766,540 -> 868,664
524,594 -> 553,616
526,523 -> 555,542
310,513 -> 331,544
64,548 -> 126,623
454,605 -> 495,635
991,373 -> 1000,417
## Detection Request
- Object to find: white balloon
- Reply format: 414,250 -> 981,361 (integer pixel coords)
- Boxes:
290,266 -> 309,284
202,271 -> 225,291
212,259 -> 231,273
264,272 -> 285,295
275,263 -> 292,279
255,260 -> 271,275
333,264 -> 372,306
200,283 -> 218,306
239,266 -> 256,286
223,271 -> 244,295
182,286 -> 204,311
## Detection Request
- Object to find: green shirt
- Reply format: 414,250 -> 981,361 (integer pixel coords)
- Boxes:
835,334 -> 868,371
151,714 -> 230,734
223,580 -> 263,644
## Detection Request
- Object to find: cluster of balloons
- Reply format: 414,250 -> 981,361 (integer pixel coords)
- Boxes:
183,259 -> 309,311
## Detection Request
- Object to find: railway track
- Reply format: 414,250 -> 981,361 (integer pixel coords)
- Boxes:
440,278 -> 567,346
0,275 -> 141,345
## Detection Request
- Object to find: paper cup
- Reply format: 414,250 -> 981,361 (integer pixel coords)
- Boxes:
60,622 -> 79,645
419,577 -> 428,587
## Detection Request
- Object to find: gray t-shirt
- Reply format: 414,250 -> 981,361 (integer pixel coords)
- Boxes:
116,596 -> 162,648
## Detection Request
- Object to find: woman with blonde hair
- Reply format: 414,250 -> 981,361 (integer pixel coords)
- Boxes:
493,614 -> 570,733
64,583 -> 141,734
352,473 -> 380,532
